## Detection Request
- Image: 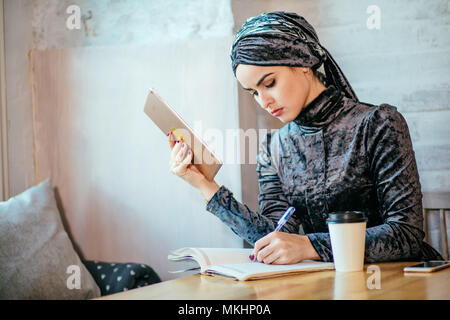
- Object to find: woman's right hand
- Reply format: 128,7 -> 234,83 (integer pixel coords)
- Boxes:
168,131 -> 220,202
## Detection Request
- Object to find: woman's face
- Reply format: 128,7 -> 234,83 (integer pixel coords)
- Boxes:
235,64 -> 313,123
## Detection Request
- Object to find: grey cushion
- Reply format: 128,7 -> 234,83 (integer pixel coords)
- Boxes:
0,179 -> 100,299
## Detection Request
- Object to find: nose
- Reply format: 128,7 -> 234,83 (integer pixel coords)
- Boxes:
257,91 -> 274,111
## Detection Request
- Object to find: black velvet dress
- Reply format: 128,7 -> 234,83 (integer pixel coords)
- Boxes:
206,85 -> 442,262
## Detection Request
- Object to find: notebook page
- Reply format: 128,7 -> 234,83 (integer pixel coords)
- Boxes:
195,248 -> 253,268
206,261 -> 334,280
168,248 -> 253,270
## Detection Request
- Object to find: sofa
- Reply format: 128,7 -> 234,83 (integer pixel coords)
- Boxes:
0,179 -> 160,299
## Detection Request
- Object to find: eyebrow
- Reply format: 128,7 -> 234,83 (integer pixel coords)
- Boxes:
243,73 -> 274,91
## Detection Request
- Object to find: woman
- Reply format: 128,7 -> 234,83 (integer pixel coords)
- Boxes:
168,11 -> 442,264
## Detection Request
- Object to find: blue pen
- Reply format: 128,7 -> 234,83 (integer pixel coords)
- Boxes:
274,207 -> 295,232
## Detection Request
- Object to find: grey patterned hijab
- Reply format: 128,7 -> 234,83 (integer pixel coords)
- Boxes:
231,11 -> 358,101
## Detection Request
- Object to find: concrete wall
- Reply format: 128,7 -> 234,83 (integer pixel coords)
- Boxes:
4,0 -> 35,197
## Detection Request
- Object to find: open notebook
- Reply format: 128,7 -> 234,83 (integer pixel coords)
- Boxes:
168,247 -> 334,281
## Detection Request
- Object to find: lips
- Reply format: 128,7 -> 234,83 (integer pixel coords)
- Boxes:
271,108 -> 283,116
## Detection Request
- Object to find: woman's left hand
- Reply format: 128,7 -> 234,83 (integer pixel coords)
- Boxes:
251,232 -> 320,264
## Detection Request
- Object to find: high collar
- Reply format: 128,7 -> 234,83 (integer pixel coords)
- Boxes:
293,85 -> 345,129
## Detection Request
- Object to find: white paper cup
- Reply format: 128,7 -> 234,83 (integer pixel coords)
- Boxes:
327,212 -> 367,272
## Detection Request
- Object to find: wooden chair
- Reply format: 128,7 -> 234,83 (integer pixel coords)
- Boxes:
422,192 -> 449,260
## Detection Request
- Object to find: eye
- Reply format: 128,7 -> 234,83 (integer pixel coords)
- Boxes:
265,79 -> 275,88
252,90 -> 258,97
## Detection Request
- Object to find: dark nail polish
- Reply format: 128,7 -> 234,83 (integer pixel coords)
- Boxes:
249,254 -> 254,261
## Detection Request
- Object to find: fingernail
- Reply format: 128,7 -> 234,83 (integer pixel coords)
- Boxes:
249,254 -> 254,261
181,142 -> 184,147
166,132 -> 170,136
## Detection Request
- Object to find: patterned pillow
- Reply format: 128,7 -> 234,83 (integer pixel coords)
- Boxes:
83,260 -> 161,295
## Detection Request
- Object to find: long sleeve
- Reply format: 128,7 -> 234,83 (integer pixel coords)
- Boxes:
308,104 -> 439,262
206,131 -> 301,245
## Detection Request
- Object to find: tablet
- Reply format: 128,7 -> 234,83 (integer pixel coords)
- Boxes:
143,88 -> 222,181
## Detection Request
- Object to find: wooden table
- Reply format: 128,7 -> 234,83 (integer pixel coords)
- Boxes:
96,262 -> 450,300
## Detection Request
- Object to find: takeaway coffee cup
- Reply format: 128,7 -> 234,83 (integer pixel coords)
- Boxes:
327,211 -> 368,272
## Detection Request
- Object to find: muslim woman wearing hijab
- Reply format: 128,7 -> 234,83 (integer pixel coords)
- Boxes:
168,12 -> 442,264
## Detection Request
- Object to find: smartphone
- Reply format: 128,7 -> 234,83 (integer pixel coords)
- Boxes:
403,261 -> 450,273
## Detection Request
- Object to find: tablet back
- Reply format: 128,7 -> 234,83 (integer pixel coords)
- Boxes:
144,89 -> 222,181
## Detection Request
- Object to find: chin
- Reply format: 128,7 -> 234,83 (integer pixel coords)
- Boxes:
278,113 -> 294,123
278,117 -> 288,123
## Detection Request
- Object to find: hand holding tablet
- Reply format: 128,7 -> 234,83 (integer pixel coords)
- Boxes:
143,88 -> 222,182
